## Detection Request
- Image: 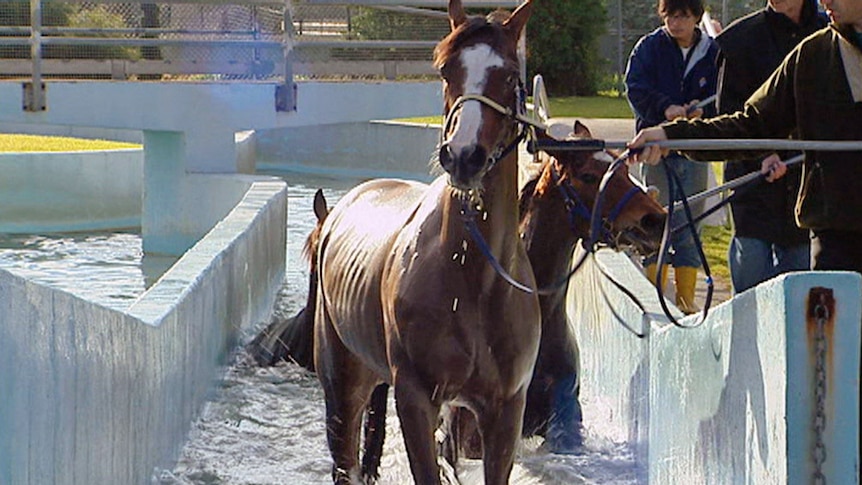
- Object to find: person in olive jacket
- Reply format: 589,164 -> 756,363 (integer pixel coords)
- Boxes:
629,0 -> 862,275
716,0 -> 826,293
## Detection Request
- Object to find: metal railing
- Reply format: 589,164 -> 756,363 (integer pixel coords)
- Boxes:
0,0 -> 519,111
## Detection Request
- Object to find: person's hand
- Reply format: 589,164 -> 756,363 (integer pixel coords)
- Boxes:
684,100 -> 704,119
761,153 -> 787,182
627,127 -> 668,166
664,104 -> 687,121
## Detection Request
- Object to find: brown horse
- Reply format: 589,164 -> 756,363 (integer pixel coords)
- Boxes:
516,122 -> 665,452
313,1 -> 539,483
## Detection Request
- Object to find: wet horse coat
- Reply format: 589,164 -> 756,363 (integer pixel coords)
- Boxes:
313,1 -> 538,483
248,123 -> 667,470
518,124 -> 665,450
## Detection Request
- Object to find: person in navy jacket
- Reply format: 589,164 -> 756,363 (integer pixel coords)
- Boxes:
625,0 -> 719,314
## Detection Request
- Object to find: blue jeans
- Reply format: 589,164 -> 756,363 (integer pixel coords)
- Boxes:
641,155 -> 709,268
728,236 -> 810,293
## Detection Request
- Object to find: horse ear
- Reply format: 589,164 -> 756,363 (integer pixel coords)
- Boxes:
503,0 -> 533,38
448,0 -> 467,30
313,188 -> 329,222
572,120 -> 592,138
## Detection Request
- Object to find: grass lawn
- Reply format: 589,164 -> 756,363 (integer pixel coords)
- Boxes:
701,224 -> 731,281
0,134 -> 140,152
398,94 -> 633,125
544,95 -> 633,118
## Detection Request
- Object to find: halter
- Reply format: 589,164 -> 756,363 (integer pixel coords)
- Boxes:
550,162 -> 643,246
440,81 -> 543,176
463,149 -> 647,296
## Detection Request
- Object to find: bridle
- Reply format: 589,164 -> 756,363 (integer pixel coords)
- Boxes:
440,80 -> 545,178
463,144 -> 650,296
550,161 -> 644,248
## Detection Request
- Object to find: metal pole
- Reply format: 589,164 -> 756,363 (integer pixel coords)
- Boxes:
669,154 -> 804,210
25,0 -> 45,111
530,138 -> 862,152
277,0 -> 296,112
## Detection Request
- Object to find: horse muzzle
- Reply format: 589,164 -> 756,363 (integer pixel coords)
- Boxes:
439,142 -> 491,189
616,211 -> 666,257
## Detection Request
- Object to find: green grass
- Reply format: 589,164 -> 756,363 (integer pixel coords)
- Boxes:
544,95 -> 632,118
701,224 -> 731,280
0,134 -> 140,152
398,94 -> 633,125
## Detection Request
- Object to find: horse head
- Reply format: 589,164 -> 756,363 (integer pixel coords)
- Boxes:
535,121 -> 666,257
434,0 -> 532,191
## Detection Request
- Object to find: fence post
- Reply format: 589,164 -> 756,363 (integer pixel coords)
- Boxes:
24,0 -> 46,111
277,0 -> 297,112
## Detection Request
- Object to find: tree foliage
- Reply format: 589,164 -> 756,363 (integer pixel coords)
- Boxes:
0,1 -> 73,58
0,2 -> 138,60
526,0 -> 608,96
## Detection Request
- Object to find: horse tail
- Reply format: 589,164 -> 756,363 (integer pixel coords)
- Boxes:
247,189 -> 329,370
361,383 -> 389,482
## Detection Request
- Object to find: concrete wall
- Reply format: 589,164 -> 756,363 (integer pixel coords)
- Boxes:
256,120 -> 441,181
568,249 -> 860,483
0,149 -> 143,233
0,80 -> 440,254
0,176 -> 287,485
0,79 -> 442,484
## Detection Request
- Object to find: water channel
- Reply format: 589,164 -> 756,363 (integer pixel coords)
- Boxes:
0,172 -> 641,484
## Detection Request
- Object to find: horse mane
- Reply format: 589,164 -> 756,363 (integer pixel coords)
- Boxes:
433,11 -> 514,69
302,225 -> 321,269
518,153 -> 554,218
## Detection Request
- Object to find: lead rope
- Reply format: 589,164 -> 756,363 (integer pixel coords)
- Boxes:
652,160 -> 713,328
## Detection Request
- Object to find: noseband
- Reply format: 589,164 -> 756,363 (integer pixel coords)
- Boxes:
441,83 -> 545,175
550,162 -> 643,248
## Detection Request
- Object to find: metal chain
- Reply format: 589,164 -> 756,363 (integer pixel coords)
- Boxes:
812,302 -> 829,485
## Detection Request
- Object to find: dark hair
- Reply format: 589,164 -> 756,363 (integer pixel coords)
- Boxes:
657,0 -> 704,20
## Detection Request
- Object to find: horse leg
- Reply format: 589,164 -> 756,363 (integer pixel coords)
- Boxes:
478,390 -> 527,485
361,383 -> 389,483
392,378 -> 442,485
316,315 -> 378,483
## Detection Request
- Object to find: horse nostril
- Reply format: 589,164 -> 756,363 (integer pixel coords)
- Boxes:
439,144 -> 454,170
641,212 -> 667,234
464,145 -> 489,172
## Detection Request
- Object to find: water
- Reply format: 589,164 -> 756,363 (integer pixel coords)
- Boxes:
159,173 -> 642,485
0,231 -> 176,311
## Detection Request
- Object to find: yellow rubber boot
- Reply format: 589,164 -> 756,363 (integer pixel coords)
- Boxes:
644,263 -> 669,289
674,266 -> 700,315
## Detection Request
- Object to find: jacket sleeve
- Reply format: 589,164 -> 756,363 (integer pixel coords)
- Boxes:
716,49 -> 751,115
625,36 -> 673,128
663,50 -> 799,162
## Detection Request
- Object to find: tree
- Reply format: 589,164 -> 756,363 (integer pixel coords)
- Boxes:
527,0 -> 608,96
0,1 -> 73,59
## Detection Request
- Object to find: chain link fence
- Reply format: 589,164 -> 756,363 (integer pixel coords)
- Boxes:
1,0 -> 770,86
0,0 -> 516,82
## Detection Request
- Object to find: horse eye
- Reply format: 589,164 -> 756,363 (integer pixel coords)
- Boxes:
578,173 -> 600,185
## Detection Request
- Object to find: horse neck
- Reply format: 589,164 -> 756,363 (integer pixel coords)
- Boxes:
478,151 -> 522,236
439,150 -> 522,275
520,168 -> 582,289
